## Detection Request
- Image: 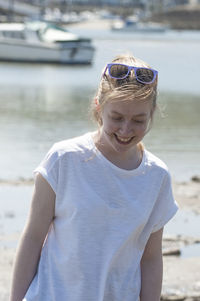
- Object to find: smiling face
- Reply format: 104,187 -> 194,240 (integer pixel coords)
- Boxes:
97,99 -> 153,158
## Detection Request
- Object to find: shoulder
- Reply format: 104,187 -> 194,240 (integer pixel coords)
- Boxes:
48,132 -> 93,159
35,132 -> 93,181
144,149 -> 170,178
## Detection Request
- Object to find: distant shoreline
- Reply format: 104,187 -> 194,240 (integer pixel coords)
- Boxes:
1,4 -> 200,30
0,178 -> 34,186
149,5 -> 200,30
71,4 -> 200,31
0,175 -> 199,185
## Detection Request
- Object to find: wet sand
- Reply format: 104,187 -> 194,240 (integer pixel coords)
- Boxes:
173,180 -> 200,214
0,179 -> 200,300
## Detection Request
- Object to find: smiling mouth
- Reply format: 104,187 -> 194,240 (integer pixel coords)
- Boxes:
114,134 -> 134,145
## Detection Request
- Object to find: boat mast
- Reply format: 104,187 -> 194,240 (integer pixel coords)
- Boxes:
39,0 -> 46,19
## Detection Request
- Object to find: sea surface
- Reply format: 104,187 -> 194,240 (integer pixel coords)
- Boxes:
0,29 -> 200,182
0,28 -> 200,250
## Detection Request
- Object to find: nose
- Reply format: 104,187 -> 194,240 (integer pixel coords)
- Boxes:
118,120 -> 134,137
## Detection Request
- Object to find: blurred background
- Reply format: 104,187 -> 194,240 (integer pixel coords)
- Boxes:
0,1 -> 200,300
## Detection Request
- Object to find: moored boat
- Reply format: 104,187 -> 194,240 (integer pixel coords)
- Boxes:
111,16 -> 169,33
0,21 -> 95,64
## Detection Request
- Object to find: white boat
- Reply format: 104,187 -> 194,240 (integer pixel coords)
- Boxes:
0,21 -> 95,64
111,16 -> 169,33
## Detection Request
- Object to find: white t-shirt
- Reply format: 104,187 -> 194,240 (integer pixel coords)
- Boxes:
23,132 -> 178,301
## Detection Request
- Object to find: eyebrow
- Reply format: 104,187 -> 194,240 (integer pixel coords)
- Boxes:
111,111 -> 148,117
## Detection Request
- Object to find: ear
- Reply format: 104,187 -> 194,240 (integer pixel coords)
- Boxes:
94,97 -> 100,111
94,97 -> 99,105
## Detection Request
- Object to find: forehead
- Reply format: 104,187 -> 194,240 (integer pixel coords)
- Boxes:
103,99 -> 152,116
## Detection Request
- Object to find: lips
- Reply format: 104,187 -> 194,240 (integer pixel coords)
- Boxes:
114,134 -> 134,145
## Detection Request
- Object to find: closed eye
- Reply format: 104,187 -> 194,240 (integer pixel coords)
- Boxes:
134,120 -> 145,124
110,116 -> 123,121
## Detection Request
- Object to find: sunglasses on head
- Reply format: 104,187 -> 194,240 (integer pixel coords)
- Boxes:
104,63 -> 158,85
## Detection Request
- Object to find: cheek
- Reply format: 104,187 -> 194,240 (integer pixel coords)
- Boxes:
102,120 -> 118,132
135,123 -> 149,134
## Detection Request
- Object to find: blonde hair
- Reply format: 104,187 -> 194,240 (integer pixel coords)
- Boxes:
91,53 -> 158,126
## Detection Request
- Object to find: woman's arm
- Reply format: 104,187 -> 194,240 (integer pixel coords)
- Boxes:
9,173 -> 56,301
140,228 -> 163,301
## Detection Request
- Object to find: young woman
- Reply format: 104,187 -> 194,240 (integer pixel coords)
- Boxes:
10,54 -> 178,301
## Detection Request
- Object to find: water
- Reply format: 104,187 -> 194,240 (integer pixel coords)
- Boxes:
0,31 -> 200,181
166,211 -> 200,258
181,243 -> 200,258
165,209 -> 200,237
0,29 -> 200,253
0,186 -> 32,248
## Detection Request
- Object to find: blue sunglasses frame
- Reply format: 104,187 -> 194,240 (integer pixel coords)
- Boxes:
104,63 -> 158,85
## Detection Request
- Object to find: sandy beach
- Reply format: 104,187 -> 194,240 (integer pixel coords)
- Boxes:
0,178 -> 200,300
161,179 -> 200,300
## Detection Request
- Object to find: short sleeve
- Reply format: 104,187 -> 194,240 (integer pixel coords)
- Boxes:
151,171 -> 178,233
33,144 -> 59,193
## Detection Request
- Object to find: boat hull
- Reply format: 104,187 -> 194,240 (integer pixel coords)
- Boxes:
112,26 -> 167,33
0,39 -> 94,64
111,20 -> 169,33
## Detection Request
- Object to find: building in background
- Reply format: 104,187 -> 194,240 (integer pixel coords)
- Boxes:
1,0 -> 200,24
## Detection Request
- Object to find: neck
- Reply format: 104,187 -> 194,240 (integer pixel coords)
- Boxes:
93,130 -> 143,170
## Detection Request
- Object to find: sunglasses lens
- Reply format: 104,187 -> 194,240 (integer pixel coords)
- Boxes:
136,68 -> 155,83
109,64 -> 129,79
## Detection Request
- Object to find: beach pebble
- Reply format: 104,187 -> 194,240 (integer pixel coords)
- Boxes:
161,293 -> 185,300
191,175 -> 200,183
163,247 -> 181,256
